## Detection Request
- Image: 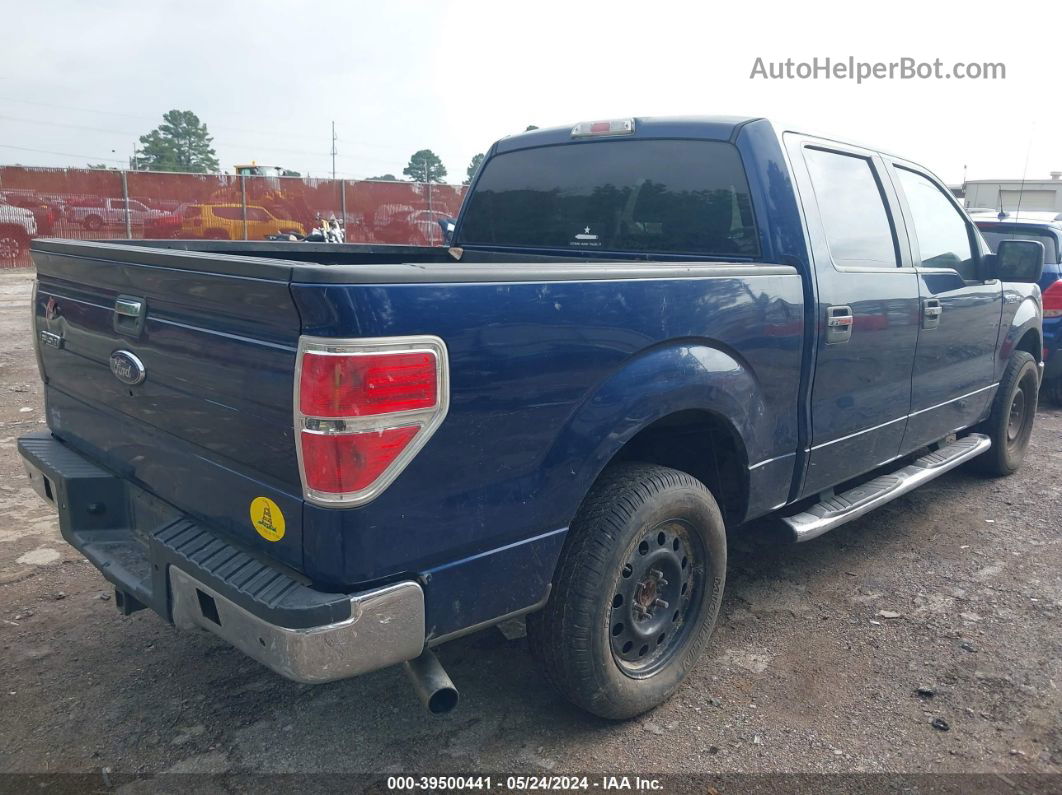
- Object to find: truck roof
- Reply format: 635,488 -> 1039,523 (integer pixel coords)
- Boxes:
493,115 -> 764,154
492,115 -> 902,165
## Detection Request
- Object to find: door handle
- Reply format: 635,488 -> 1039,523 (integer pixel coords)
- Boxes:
825,305 -> 854,344
923,298 -> 942,330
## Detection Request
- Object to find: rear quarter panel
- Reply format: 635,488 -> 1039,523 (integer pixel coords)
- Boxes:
292,269 -> 804,635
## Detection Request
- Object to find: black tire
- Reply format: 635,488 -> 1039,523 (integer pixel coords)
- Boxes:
203,229 -> 231,240
1043,377 -> 1062,408
526,463 -> 727,720
0,227 -> 28,260
969,351 -> 1038,476
82,215 -> 103,231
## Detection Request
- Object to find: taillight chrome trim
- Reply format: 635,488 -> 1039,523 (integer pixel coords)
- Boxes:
294,334 -> 450,508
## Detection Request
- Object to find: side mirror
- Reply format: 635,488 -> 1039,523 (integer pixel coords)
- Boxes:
986,239 -> 1045,283
438,218 -> 456,245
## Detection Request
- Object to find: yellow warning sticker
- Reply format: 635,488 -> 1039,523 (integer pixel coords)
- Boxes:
249,496 -> 285,542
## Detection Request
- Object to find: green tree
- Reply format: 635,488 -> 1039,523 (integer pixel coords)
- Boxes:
137,110 -> 219,173
86,162 -> 114,170
281,169 -> 301,177
402,149 -> 447,183
525,125 -> 539,131
367,173 -> 399,181
464,153 -> 485,185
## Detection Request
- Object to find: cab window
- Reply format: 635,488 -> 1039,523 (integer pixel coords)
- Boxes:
895,167 -> 977,279
459,140 -> 759,258
803,147 -> 899,269
212,206 -> 243,221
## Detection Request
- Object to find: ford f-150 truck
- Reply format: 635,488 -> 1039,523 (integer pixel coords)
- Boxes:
19,116 -> 1046,719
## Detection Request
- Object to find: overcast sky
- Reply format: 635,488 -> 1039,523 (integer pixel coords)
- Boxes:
3,0 -> 1059,185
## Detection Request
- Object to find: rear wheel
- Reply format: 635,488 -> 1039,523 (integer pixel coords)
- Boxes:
203,228 -> 230,240
526,463 -> 726,719
969,351 -> 1038,476
82,215 -> 103,231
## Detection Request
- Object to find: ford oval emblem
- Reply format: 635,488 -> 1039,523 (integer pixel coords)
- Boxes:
110,350 -> 146,386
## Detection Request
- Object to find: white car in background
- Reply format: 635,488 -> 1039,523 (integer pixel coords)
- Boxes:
0,202 -> 38,261
65,197 -> 165,231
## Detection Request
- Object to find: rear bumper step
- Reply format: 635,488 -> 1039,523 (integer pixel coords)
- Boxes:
18,431 -> 425,684
783,434 -> 992,542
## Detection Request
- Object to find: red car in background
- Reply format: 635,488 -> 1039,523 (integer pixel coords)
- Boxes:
0,192 -> 59,236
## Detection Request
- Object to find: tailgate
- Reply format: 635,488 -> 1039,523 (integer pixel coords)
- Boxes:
31,240 -> 306,568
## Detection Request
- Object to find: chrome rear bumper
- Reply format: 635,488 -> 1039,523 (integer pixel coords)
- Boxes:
170,568 -> 425,684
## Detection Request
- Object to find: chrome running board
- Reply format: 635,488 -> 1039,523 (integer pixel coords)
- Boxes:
783,433 -> 991,542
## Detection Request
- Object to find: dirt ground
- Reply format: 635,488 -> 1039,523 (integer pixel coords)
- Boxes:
0,266 -> 1059,784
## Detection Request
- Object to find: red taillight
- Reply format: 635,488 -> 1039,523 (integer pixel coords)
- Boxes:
299,351 -> 436,417
301,426 -> 419,493
1043,280 -> 1062,318
295,336 -> 448,506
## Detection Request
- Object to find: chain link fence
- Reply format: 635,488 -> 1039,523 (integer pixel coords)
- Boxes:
0,166 -> 467,268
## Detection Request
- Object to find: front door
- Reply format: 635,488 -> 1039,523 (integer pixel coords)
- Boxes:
885,162 -> 1003,451
785,135 -> 922,497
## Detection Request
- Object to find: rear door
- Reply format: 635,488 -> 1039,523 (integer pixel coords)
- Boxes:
784,135 -> 921,497
884,161 -> 1003,451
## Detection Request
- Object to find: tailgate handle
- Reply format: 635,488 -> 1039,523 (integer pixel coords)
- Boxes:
113,295 -> 147,337
115,298 -> 143,317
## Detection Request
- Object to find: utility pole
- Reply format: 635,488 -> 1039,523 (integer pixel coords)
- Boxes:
422,156 -> 433,219
331,121 -> 337,181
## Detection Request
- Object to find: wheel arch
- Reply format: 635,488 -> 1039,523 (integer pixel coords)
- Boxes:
542,340 -> 761,531
608,409 -> 748,527
1001,294 -> 1043,370
1015,327 -> 1042,363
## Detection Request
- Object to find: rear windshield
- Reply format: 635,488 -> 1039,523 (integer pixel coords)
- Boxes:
977,226 -> 1060,264
458,140 -> 759,258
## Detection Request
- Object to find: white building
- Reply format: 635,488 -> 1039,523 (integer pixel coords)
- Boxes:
964,173 -> 1062,213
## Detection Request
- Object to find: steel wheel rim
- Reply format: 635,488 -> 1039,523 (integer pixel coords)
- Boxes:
608,518 -> 706,678
1007,387 -> 1027,443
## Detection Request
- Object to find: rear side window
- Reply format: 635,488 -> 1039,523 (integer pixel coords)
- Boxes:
894,167 -> 976,279
458,140 -> 759,257
246,207 -> 271,221
803,147 -> 899,269
212,206 -> 243,221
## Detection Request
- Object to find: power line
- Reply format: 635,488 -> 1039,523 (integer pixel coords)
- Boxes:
0,112 -> 405,169
0,143 -> 125,164
0,111 -> 405,170
0,96 -> 408,151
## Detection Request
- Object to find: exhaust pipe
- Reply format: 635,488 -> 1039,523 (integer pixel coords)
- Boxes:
403,649 -> 459,714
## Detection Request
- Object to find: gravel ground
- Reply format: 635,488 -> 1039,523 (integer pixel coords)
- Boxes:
0,267 -> 1059,785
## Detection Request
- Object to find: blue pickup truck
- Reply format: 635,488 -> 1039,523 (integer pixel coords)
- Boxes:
19,116 -> 1046,719
973,214 -> 1062,405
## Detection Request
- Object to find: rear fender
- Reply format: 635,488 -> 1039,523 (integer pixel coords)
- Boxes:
541,340 -> 759,521
999,287 -> 1043,376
